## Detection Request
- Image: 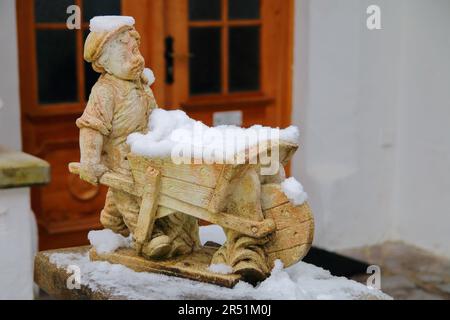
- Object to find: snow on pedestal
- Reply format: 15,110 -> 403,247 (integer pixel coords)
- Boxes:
207,264 -> 233,275
47,251 -> 391,300
88,229 -> 132,254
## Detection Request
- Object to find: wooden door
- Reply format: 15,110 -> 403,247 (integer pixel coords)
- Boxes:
17,0 -> 294,250
158,0 -> 294,129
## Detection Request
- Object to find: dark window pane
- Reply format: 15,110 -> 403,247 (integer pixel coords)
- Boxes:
35,0 -> 76,23
83,0 -> 122,22
84,62 -> 99,101
84,31 -> 100,100
189,0 -> 221,21
229,0 -> 260,20
229,27 -> 260,92
36,30 -> 78,104
189,27 -> 221,95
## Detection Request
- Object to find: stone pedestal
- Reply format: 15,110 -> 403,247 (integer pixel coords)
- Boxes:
0,146 -> 50,299
35,246 -> 391,300
0,146 -> 50,189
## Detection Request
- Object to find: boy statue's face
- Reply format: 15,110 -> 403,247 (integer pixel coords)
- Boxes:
101,29 -> 145,81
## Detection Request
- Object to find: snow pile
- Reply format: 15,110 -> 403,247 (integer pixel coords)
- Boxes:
143,68 -> 155,86
127,109 -> 300,161
281,177 -> 308,206
208,264 -> 233,275
47,252 -> 391,300
88,229 -> 132,254
89,16 -> 135,33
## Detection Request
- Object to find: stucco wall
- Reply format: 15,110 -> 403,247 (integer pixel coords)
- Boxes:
0,0 -> 37,299
0,0 -> 22,149
393,0 -> 450,257
292,0 -> 400,250
293,0 -> 450,257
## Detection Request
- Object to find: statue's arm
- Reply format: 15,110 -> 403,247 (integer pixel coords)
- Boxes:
78,128 -> 108,185
80,127 -> 103,165
76,83 -> 114,185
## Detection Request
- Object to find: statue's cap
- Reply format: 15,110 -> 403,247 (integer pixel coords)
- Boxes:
84,16 -> 136,63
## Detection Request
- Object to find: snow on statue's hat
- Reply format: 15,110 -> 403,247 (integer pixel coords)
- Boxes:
84,16 -> 136,67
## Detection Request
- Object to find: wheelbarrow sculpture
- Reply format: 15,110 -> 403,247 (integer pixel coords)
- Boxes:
69,16 -> 314,287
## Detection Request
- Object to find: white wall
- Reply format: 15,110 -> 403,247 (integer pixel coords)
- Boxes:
0,188 -> 37,299
0,0 -> 37,299
0,0 -> 22,149
393,0 -> 450,257
292,0 -> 401,250
293,0 -> 450,257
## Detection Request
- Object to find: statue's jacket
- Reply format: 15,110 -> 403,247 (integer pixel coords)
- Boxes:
76,73 -> 157,176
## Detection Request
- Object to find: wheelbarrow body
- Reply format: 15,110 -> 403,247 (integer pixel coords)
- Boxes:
68,140 -> 314,269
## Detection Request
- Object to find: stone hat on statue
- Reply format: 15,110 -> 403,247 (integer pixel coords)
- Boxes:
84,16 -> 136,72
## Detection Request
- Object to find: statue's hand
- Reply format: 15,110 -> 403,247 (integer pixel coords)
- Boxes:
79,163 -> 108,186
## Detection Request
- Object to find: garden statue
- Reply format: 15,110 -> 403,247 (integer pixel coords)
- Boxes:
77,16 -> 200,260
69,16 -> 314,287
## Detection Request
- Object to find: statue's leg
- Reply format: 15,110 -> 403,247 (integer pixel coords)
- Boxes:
109,189 -> 139,232
100,188 -> 129,237
111,189 -> 172,259
211,168 -> 270,283
213,229 -> 270,283
156,212 -> 200,257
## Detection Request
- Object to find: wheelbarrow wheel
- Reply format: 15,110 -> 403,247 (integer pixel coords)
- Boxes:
262,184 -> 315,268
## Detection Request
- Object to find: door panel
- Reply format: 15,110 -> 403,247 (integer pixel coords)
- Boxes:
163,0 -> 293,129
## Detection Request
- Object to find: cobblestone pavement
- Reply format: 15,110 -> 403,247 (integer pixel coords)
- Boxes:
341,241 -> 450,300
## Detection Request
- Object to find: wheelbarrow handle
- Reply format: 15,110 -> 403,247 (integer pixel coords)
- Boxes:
68,162 -> 82,175
68,162 -> 138,196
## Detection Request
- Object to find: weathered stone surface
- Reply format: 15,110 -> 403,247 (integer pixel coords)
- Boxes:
35,245 -> 241,299
90,246 -> 242,288
35,246 -> 391,300
34,246 -> 110,300
0,146 -> 50,189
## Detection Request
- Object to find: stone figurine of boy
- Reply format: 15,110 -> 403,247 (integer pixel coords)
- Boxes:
78,16 -> 199,259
